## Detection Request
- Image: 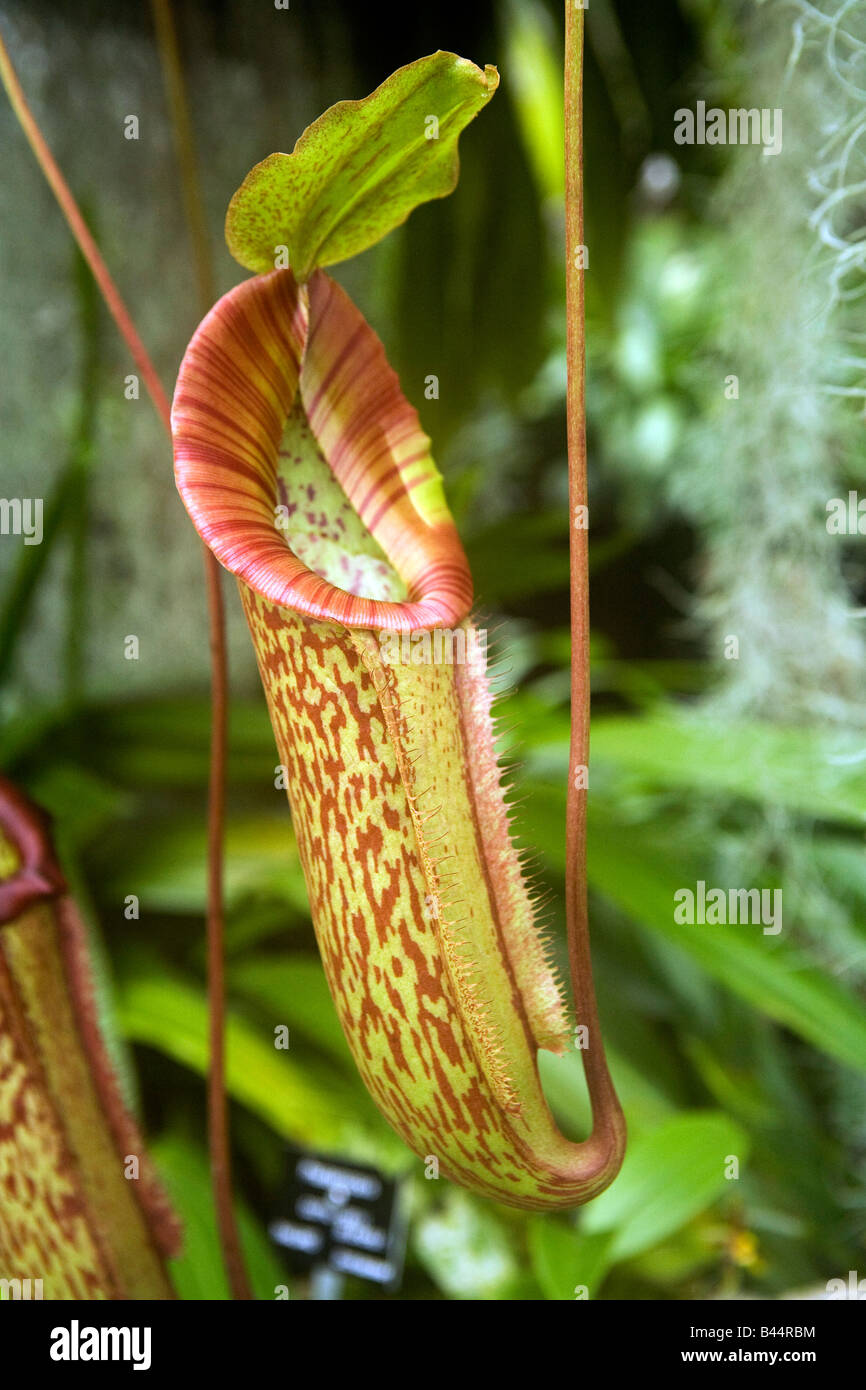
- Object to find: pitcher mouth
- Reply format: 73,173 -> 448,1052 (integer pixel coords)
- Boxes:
0,778 -> 67,928
0,776 -> 66,925
171,267 -> 473,631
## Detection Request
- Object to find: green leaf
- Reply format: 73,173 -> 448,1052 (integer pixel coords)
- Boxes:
151,1131 -> 289,1301
75,698 -> 276,789
586,808 -> 866,1077
225,52 -> 499,279
539,1044 -> 675,1140
99,811 -> 308,915
230,954 -> 352,1065
27,763 -> 129,851
115,967 -> 391,1156
528,1220 -> 615,1300
592,711 -> 866,826
581,1112 -> 748,1262
501,0 -> 565,202
466,511 -> 570,601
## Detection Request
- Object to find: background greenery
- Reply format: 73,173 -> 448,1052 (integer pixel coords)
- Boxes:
1,0 -> 865,1299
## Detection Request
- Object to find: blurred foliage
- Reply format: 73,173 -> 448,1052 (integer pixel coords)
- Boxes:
1,0 -> 865,1301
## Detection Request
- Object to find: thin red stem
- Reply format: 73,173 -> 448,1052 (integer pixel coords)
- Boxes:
564,3 -> 625,1167
0,37 -> 172,431
0,23 -> 248,1296
150,0 -> 251,1301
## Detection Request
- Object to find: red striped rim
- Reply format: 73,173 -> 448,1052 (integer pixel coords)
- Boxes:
0,777 -> 66,925
172,268 -> 473,631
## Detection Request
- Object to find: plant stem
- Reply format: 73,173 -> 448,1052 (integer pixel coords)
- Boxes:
65,246 -> 101,707
0,23 -> 246,1295
150,0 -> 251,1302
0,35 -> 172,428
564,2 -> 625,1163
150,0 -> 216,308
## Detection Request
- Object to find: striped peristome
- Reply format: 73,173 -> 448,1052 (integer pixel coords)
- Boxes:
172,266 -> 625,1209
